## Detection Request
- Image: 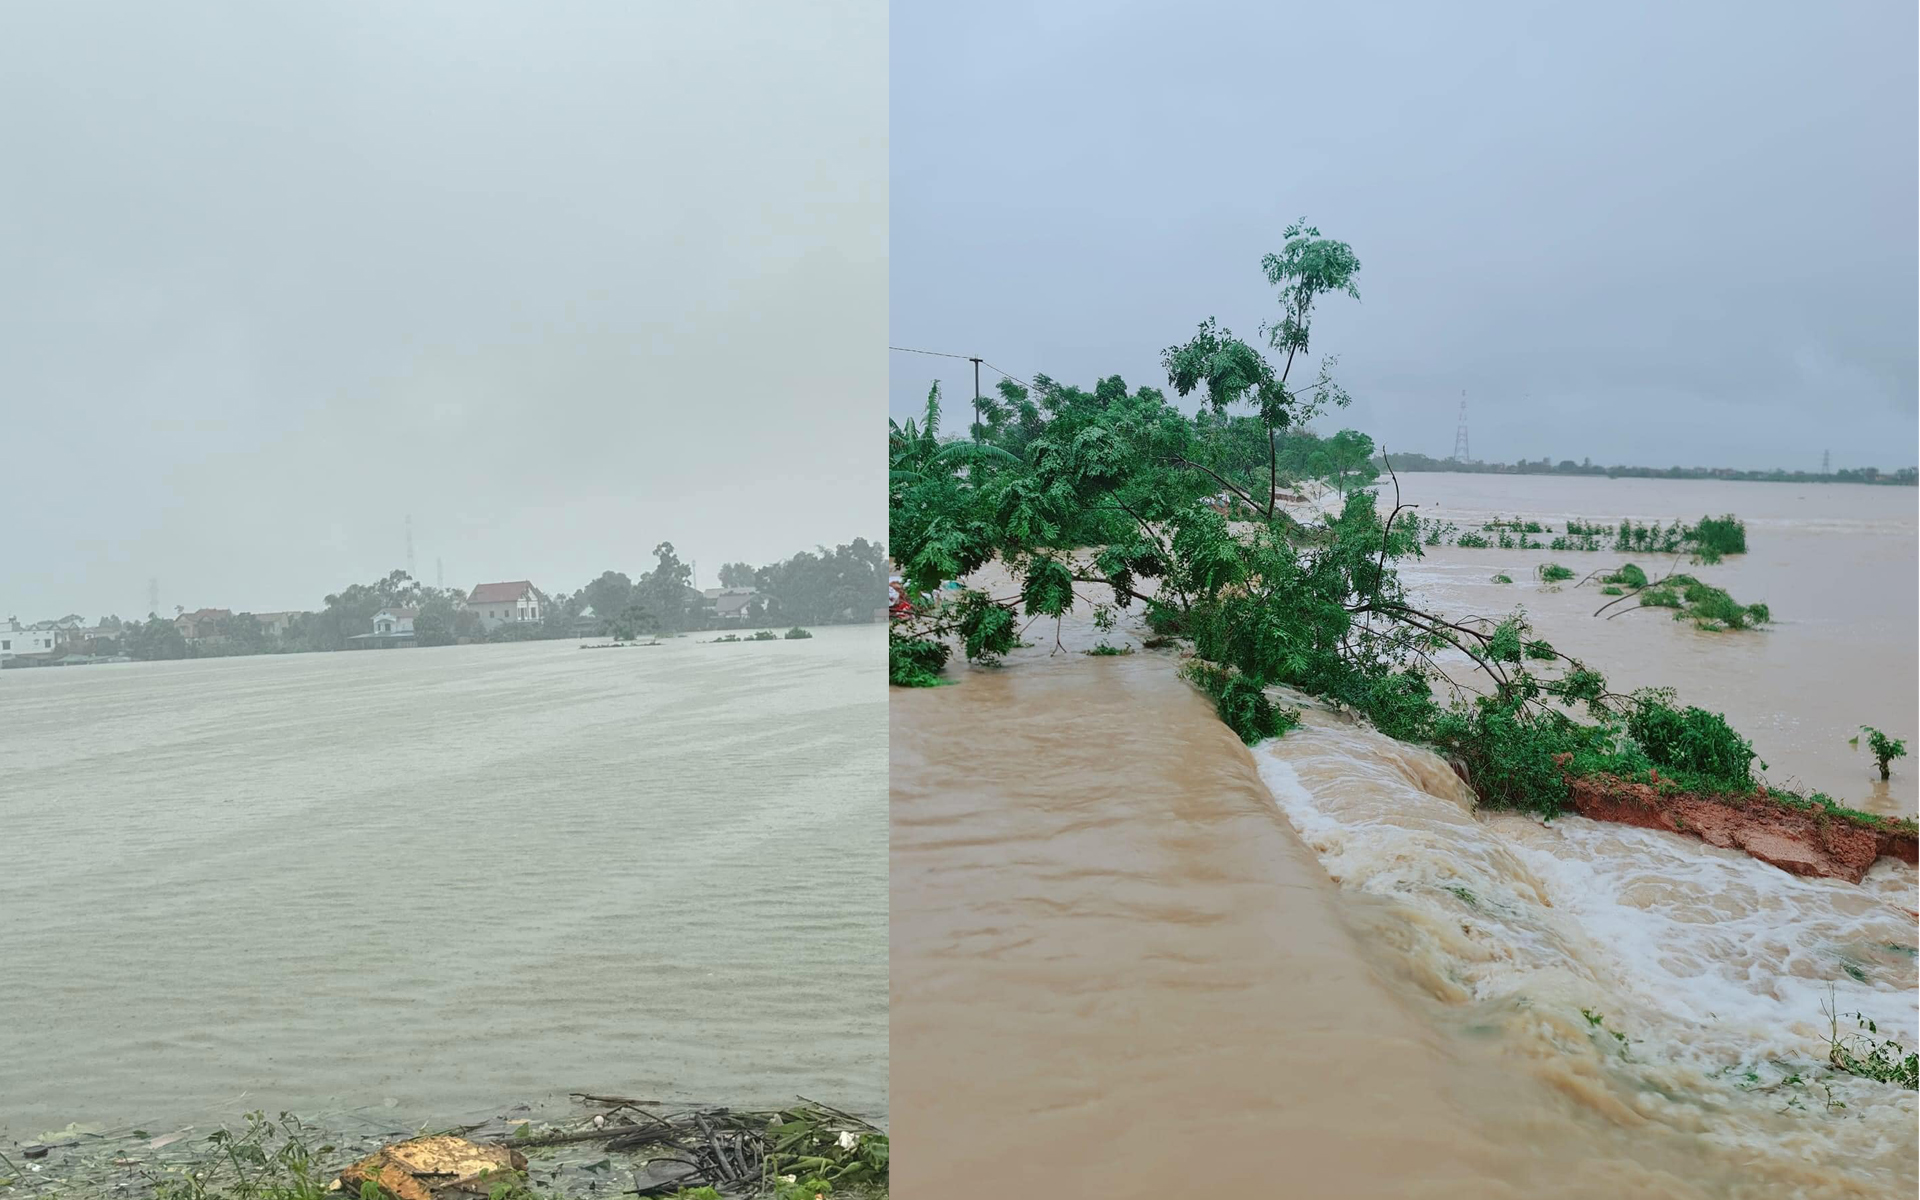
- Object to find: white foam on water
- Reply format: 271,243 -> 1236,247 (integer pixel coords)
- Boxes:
1252,716 -> 1917,1193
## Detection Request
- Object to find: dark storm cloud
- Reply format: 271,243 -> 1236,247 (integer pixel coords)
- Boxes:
891,0 -> 1915,472
1,1 -> 884,619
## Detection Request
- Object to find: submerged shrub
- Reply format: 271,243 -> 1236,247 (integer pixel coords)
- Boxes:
1430,702 -> 1580,818
1456,532 -> 1491,548
1182,660 -> 1299,745
1691,514 -> 1748,557
889,631 -> 950,687
1538,562 -> 1575,583
1600,585 -> 1624,596
1491,573 -> 1513,584
784,627 -> 814,639
1852,726 -> 1908,781
1641,587 -> 1681,609
1603,563 -> 1649,589
1626,690 -> 1755,788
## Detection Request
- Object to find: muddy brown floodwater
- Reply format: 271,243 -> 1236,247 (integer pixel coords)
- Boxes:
1390,473 -> 1917,816
891,506 -> 1916,1198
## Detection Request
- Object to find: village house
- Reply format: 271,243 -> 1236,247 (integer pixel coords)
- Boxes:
174,608 -> 232,642
253,611 -> 305,639
372,607 -> 416,637
347,606 -> 419,649
1,618 -> 58,661
462,581 -> 544,632
700,586 -> 758,623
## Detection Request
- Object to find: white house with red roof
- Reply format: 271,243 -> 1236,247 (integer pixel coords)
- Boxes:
462,581 -> 544,632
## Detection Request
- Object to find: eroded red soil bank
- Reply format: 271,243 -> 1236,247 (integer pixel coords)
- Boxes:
1565,773 -> 1918,883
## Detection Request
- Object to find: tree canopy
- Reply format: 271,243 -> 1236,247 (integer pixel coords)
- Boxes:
886,224 -> 1822,824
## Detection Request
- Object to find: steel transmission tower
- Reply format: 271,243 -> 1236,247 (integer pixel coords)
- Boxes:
1451,393 -> 1470,461
1822,449 -> 1831,475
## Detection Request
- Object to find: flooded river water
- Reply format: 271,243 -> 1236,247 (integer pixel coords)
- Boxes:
1391,474 -> 1917,816
0,629 -> 887,1136
891,476 -> 1917,1198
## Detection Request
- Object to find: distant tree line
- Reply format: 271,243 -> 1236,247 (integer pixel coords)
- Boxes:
563,538 -> 890,638
74,537 -> 886,662
1381,451 -> 1917,486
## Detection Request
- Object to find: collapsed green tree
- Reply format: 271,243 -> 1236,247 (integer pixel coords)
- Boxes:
888,222 -> 1910,840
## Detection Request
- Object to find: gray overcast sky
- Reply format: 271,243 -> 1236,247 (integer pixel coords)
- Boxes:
1,2 -> 884,621
891,0 -> 1916,473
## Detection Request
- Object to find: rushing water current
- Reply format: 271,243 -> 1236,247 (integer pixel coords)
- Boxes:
894,477 -> 1917,1198
0,630 -> 887,1135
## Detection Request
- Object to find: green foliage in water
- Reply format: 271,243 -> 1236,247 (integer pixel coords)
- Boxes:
1625,690 -> 1756,788
1538,562 -> 1575,582
1418,515 -> 1747,559
1603,563 -> 1649,589
1182,660 -> 1300,744
1691,514 -> 1748,557
1490,573 -> 1513,584
1629,576 -> 1770,631
1084,643 -> 1133,656
747,629 -> 780,641
1824,990 -> 1919,1089
1851,726 -> 1908,781
784,627 -> 814,639
1599,585 -> 1624,596
888,631 -> 950,687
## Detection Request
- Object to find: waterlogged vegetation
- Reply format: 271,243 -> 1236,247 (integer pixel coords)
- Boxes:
1851,727 -> 1908,781
708,629 -> 807,645
1584,564 -> 1774,632
1414,513 -> 1749,560
886,222 -> 1901,852
1823,987 -> 1919,1090
887,630 -> 950,687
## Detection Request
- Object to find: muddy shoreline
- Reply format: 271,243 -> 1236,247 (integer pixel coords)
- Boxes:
2,1095 -> 889,1199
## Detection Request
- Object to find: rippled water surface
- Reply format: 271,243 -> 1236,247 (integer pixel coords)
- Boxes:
0,630 -> 886,1134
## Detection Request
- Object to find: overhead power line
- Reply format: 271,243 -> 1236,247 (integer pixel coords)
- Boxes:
890,345 -> 1034,390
